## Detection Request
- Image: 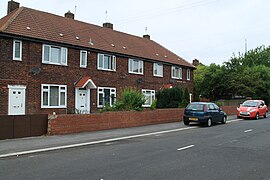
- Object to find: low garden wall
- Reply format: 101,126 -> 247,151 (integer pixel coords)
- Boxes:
48,108 -> 184,135
48,106 -> 237,135
221,106 -> 237,115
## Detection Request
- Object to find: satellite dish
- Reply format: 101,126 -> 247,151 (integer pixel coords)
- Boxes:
31,67 -> 41,75
136,78 -> 144,84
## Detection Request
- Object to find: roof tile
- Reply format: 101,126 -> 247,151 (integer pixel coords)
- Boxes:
0,7 -> 195,68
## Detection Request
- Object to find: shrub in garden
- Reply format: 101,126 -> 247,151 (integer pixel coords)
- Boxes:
101,88 -> 145,112
156,86 -> 183,108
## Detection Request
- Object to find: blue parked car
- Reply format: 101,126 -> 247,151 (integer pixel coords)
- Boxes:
183,102 -> 227,127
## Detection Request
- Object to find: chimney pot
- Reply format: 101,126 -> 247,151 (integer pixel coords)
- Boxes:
143,34 -> 150,40
7,0 -> 20,14
103,22 -> 113,30
65,11 -> 74,19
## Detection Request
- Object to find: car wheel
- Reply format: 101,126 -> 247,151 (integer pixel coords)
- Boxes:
221,116 -> 227,124
255,113 -> 259,120
206,118 -> 212,127
184,120 -> 189,125
264,112 -> 268,118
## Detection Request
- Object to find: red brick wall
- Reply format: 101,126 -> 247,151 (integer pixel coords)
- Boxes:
221,106 -> 237,115
48,108 -> 184,135
0,37 -> 194,115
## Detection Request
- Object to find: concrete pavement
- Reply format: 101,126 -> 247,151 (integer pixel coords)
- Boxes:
0,115 -> 238,158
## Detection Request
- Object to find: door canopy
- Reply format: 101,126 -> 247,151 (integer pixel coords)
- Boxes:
75,76 -> 97,89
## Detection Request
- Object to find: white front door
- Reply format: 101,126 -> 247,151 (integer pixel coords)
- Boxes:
75,88 -> 90,114
8,85 -> 26,115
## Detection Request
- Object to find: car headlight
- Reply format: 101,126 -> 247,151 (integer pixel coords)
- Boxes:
237,107 -> 240,111
250,109 -> 256,113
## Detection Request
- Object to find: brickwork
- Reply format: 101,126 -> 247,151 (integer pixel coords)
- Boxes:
221,106 -> 237,115
0,37 -> 194,115
47,106 -> 237,135
48,108 -> 184,135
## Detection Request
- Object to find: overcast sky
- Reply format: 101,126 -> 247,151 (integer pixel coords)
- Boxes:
1,0 -> 270,65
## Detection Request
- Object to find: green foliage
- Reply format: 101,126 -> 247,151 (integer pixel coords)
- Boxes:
180,87 -> 190,108
99,103 -> 113,113
194,45 -> 270,105
100,88 -> 145,112
150,99 -> 157,110
156,86 -> 183,108
215,101 -> 224,107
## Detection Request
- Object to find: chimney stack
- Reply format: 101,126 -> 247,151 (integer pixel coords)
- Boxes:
7,0 -> 20,14
103,22 -> 113,30
65,11 -> 74,19
143,34 -> 150,40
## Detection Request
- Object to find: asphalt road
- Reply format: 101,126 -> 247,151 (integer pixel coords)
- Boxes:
1,118 -> 270,180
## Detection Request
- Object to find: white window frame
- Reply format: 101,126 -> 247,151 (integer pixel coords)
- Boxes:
41,84 -> 67,108
129,58 -> 144,75
80,50 -> 88,68
97,53 -> 116,71
42,44 -> 68,66
142,89 -> 155,107
187,69 -> 191,81
153,63 -> 163,77
13,40 -> 22,61
97,87 -> 116,108
171,66 -> 182,79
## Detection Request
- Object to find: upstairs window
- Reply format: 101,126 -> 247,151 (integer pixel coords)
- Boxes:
13,40 -> 22,61
42,44 -> 68,65
187,69 -> 191,81
80,50 -> 87,68
142,89 -> 155,107
129,58 -> 143,75
153,63 -> 163,77
97,87 -> 116,107
98,54 -> 116,71
171,66 -> 182,79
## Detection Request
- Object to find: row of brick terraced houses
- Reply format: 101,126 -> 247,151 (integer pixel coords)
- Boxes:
0,0 -> 195,115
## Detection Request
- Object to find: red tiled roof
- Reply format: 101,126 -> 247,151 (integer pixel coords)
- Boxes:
163,84 -> 173,89
0,7 -> 195,68
75,76 -> 96,89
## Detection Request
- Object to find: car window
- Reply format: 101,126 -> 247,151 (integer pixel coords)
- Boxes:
208,104 -> 215,110
261,101 -> 265,106
186,104 -> 204,111
213,104 -> 219,110
242,101 -> 258,107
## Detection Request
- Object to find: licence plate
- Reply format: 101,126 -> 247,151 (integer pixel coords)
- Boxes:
189,117 -> 198,121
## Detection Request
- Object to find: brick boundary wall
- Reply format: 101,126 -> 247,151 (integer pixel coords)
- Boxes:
221,106 -> 237,116
47,106 -> 237,135
48,108 -> 185,135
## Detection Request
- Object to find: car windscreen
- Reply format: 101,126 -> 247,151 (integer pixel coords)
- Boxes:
242,101 -> 259,107
186,104 -> 204,111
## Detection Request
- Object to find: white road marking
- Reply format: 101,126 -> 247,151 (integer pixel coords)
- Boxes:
227,119 -> 242,123
0,126 -> 197,158
0,118 -> 242,158
177,145 -> 195,151
244,129 -> 253,133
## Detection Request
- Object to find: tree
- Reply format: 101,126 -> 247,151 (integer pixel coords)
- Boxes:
180,87 -> 190,107
194,45 -> 270,104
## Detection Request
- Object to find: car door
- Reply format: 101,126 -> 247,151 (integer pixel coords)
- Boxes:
259,101 -> 267,116
208,104 -> 219,122
213,103 -> 223,122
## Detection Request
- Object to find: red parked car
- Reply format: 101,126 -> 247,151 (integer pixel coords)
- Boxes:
237,100 -> 268,120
